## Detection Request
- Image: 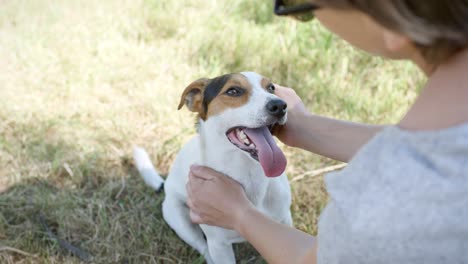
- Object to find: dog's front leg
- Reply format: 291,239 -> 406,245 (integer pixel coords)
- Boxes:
206,238 -> 235,264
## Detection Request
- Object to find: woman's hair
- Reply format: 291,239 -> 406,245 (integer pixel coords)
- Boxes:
315,0 -> 468,64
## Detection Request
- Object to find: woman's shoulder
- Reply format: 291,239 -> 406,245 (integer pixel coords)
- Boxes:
318,122 -> 468,264
352,121 -> 468,166
325,122 -> 468,194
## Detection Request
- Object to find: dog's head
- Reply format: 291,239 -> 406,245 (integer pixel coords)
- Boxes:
178,72 -> 287,177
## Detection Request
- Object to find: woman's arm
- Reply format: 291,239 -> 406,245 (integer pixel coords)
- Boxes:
273,85 -> 385,162
186,165 -> 317,264
237,204 -> 318,264
286,111 -> 385,162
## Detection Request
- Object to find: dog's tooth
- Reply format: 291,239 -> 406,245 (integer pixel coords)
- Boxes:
239,131 -> 247,140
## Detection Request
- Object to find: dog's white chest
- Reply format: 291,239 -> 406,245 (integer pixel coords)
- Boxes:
203,156 -> 269,206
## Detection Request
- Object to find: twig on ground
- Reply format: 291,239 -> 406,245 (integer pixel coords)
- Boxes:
63,163 -> 74,177
115,175 -> 126,200
38,213 -> 93,263
291,163 -> 347,183
0,246 -> 37,257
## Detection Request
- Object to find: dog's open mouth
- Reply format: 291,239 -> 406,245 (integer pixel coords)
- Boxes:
226,125 -> 287,178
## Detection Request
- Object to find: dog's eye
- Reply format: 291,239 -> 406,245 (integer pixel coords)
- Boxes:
225,87 -> 245,97
267,84 -> 275,93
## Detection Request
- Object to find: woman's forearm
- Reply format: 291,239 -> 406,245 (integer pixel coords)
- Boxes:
236,205 -> 317,264
292,112 -> 386,162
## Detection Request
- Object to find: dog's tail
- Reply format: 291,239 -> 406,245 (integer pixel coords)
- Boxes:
133,146 -> 165,192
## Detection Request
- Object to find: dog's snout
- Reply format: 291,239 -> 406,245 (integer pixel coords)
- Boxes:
266,99 -> 287,118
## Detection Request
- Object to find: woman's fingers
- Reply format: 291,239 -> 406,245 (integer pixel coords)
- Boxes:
273,84 -> 294,100
188,172 -> 208,197
186,182 -> 205,224
186,178 -> 206,224
185,165 -> 250,229
186,196 -> 194,209
189,210 -> 203,224
189,165 -> 217,180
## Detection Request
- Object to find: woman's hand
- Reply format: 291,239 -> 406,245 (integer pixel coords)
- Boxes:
272,84 -> 311,148
272,84 -> 384,161
186,165 -> 253,231
187,165 -> 318,264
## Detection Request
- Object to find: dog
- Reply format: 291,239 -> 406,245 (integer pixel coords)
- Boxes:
133,72 -> 293,264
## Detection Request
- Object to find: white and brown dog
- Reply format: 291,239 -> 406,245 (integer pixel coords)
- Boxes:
133,72 -> 292,264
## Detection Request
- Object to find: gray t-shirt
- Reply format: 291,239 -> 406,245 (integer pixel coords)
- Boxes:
318,124 -> 468,264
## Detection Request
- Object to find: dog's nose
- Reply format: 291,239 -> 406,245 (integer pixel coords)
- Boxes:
266,99 -> 287,118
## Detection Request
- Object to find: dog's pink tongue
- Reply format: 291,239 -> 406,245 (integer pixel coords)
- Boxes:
243,127 -> 287,177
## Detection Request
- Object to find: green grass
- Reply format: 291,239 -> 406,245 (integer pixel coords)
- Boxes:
0,0 -> 425,263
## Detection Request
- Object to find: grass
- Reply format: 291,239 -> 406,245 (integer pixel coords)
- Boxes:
0,0 -> 425,263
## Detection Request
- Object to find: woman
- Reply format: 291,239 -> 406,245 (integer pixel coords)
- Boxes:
186,1 -> 468,263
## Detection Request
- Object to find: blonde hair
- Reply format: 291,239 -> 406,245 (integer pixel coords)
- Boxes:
316,0 -> 468,64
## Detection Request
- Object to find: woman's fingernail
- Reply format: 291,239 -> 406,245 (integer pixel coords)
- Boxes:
191,164 -> 201,172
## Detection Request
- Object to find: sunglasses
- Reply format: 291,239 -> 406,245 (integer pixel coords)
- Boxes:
273,0 -> 320,22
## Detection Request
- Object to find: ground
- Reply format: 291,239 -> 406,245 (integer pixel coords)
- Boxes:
0,0 -> 424,263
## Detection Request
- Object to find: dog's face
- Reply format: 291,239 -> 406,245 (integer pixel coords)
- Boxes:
178,72 -> 288,177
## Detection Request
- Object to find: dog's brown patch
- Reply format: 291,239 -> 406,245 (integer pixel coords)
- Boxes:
178,78 -> 209,113
206,74 -> 252,118
261,77 -> 272,91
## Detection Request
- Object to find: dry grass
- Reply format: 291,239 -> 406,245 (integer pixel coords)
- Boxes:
0,0 -> 425,263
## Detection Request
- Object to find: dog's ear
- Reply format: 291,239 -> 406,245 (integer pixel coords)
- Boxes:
178,78 -> 209,113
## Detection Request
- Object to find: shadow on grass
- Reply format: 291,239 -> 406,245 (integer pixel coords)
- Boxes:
0,173 -> 266,263
0,119 -> 265,263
